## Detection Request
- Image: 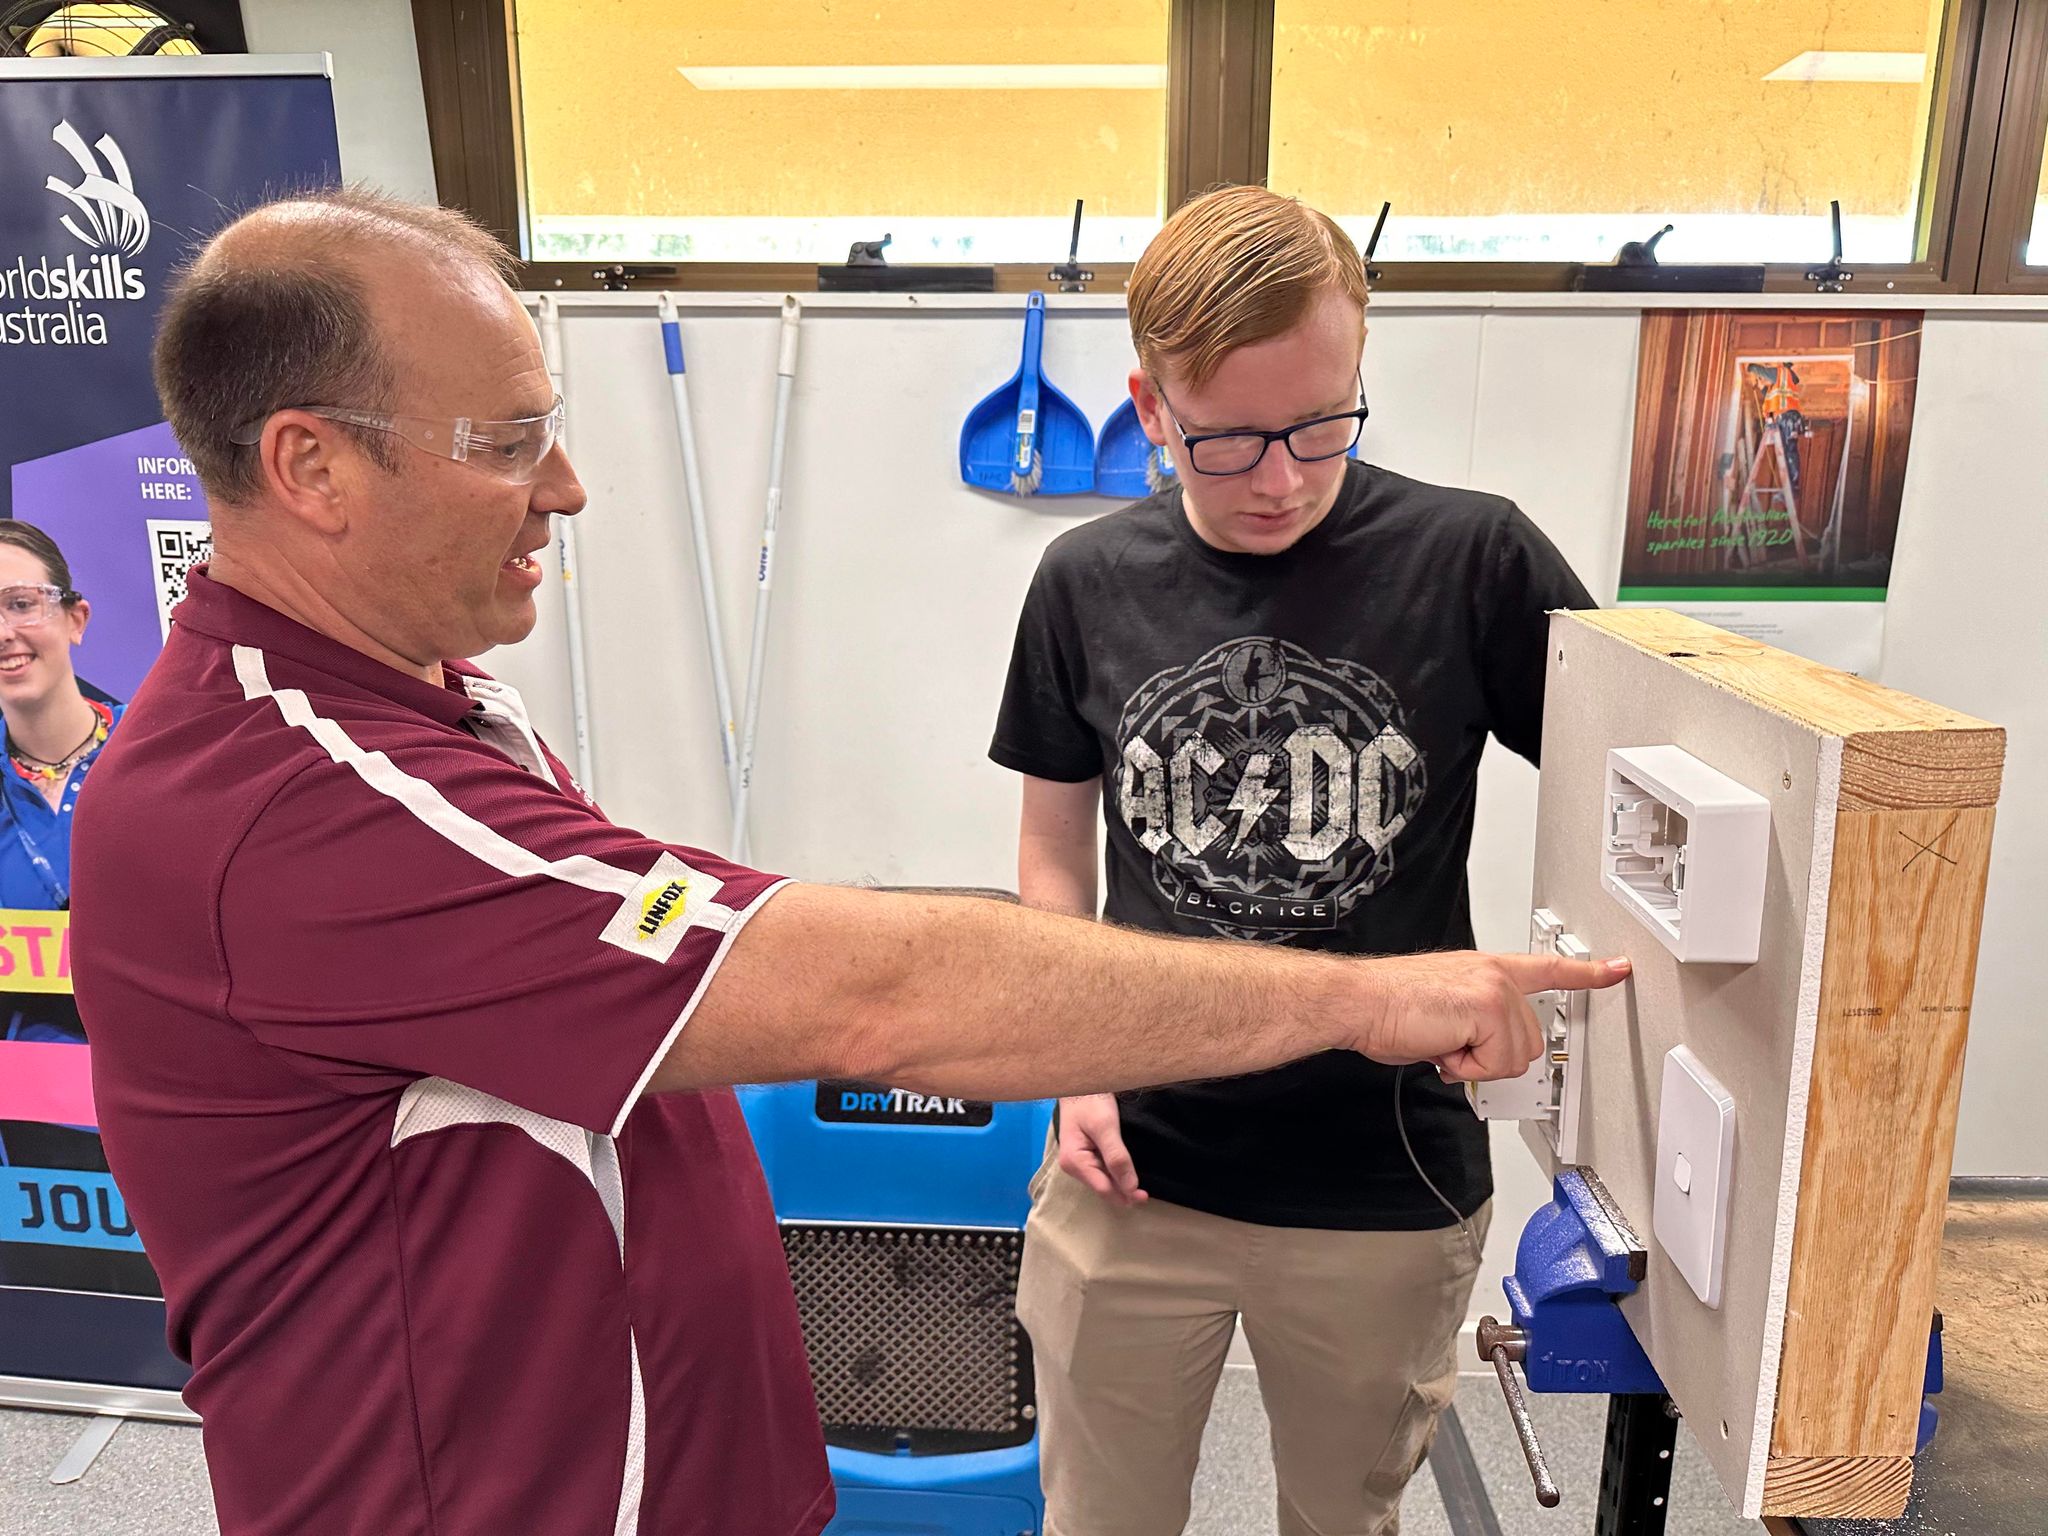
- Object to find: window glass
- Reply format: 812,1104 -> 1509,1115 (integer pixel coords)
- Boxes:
1269,1 -> 1951,265
2027,116 -> 2048,266
516,0 -> 1170,265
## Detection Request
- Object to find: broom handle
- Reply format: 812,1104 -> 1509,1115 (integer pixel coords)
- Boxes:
1015,292 -> 1045,472
536,296 -> 597,800
731,296 -> 801,862
660,294 -> 743,816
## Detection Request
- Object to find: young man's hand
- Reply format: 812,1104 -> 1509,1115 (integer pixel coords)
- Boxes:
1057,1093 -> 1146,1207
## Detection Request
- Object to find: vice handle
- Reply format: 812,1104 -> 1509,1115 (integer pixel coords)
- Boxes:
1477,1316 -> 1561,1509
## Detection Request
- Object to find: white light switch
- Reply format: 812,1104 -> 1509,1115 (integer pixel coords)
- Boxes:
1654,1046 -> 1736,1309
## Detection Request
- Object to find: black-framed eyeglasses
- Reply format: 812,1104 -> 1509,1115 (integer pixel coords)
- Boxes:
1153,376 -> 1368,476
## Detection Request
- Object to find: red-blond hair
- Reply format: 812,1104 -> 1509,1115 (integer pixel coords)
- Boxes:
1128,185 -> 1368,385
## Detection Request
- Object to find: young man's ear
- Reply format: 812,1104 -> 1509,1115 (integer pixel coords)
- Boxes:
1129,368 -> 1172,450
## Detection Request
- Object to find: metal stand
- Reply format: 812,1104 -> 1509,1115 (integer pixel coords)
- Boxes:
1427,1402 -> 1508,1536
48,1412 -> 123,1484
1593,1394 -> 1679,1536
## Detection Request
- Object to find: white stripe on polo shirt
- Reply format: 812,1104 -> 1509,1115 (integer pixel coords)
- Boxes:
232,643 -> 696,1536
229,642 -> 784,1137
392,1078 -> 648,1536
233,643 -> 640,900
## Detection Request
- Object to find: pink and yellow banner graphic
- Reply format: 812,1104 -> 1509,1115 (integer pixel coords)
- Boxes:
0,909 -> 90,1127
0,907 -> 71,994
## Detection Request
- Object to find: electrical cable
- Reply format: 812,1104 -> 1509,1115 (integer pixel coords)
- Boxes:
1393,1063 -> 1484,1268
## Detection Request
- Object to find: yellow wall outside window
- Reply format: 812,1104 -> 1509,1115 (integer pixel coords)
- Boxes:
517,1 -> 1170,262
516,0 -> 1949,264
2031,118 -> 2048,265
1270,0 -> 1948,260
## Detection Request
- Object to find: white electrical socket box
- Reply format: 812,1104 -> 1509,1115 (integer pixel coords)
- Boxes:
1466,1058 -> 1553,1121
1548,931 -> 1589,1164
1467,908 -> 1588,1164
1604,745 -> 1771,964
1653,1045 -> 1737,1308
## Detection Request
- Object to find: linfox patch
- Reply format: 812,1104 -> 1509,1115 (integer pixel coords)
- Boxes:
600,852 -> 724,961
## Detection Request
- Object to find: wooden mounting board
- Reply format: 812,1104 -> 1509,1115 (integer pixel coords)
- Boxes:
1524,610 -> 2002,1520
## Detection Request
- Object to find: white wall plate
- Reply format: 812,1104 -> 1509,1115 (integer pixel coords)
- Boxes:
1551,932 -> 1590,1163
1468,1059 -> 1554,1121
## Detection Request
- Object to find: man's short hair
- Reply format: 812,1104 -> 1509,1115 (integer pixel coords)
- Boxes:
152,187 -> 517,505
1127,185 -> 1368,387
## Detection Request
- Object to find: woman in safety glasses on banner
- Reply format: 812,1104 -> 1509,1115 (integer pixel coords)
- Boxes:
0,518 -> 151,1294
0,520 -> 121,911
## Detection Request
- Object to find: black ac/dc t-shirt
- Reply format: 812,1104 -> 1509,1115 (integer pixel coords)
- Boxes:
990,460 -> 1595,1231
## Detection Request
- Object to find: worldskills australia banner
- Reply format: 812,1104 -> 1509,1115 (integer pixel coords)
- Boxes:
0,56 -> 338,1396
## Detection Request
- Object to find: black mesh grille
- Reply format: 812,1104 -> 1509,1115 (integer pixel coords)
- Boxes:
779,1222 -> 1035,1455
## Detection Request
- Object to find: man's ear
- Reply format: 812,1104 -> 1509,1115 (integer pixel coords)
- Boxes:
255,411 -> 352,536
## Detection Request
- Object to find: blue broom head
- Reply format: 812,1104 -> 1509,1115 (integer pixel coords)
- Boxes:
1095,396 -> 1177,500
1024,380 -> 1096,495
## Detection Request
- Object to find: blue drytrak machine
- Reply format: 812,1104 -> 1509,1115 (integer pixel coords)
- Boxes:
739,1079 -> 1054,1536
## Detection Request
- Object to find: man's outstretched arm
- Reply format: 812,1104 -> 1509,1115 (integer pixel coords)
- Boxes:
652,884 -> 1627,1099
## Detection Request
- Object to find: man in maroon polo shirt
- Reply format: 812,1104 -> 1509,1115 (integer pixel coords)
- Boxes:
68,189 -> 1625,1536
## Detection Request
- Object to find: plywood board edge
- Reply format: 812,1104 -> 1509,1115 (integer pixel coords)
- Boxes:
1564,609 -> 1996,738
1743,732 -> 1845,1519
1839,726 -> 2007,812
1760,1454 -> 1913,1518
1769,794 -> 1997,1467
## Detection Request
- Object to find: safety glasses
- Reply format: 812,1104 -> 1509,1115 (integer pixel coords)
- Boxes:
0,583 -> 78,630
230,396 -> 566,485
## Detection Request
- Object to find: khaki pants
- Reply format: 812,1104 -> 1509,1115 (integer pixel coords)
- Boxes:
1017,1150 -> 1490,1536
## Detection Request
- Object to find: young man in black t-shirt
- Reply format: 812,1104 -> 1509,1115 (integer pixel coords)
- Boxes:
991,186 -> 1595,1535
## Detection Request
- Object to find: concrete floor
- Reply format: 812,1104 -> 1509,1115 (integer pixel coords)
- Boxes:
1190,1368 -> 1760,1535
1,1367 -> 1763,1535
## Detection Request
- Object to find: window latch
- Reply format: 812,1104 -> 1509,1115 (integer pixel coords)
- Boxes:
1047,199 -> 1094,292
846,234 -> 893,267
1363,200 -> 1391,283
1804,199 -> 1853,293
1616,222 -> 1674,267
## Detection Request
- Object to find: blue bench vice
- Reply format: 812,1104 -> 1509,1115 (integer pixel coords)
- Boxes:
1475,1169 -> 1941,1523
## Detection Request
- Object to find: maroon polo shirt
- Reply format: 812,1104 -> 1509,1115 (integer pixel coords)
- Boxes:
70,570 -> 832,1536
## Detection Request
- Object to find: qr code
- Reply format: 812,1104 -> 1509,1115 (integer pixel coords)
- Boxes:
146,520 -> 212,640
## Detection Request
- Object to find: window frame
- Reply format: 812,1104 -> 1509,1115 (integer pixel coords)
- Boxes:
410,0 -> 2048,295
1971,0 -> 2048,291
412,0 -> 1216,294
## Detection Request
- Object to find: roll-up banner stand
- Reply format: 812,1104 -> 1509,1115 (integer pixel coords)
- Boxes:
0,54 -> 341,1425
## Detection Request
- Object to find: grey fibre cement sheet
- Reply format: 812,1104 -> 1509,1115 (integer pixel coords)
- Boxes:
1524,612 -> 1836,1518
